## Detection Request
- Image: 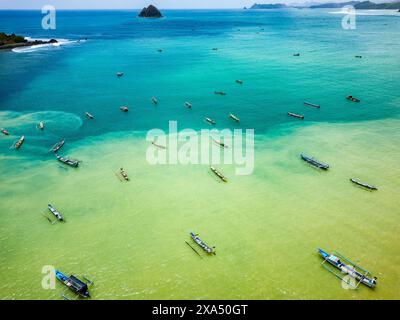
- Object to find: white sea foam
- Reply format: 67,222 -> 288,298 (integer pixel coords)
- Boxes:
12,37 -> 84,53
0,111 -> 83,132
329,9 -> 400,16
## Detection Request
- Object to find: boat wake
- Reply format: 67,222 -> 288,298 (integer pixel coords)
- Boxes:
12,38 -> 85,53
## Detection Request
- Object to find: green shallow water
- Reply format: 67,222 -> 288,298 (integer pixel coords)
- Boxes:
0,9 -> 399,299
0,119 -> 399,299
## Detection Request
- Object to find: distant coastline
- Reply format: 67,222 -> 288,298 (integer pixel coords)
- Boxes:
249,1 -> 400,10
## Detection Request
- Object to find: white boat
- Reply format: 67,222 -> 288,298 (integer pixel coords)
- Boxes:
229,113 -> 240,122
205,117 -> 216,125
85,112 -> 94,119
48,204 -> 64,221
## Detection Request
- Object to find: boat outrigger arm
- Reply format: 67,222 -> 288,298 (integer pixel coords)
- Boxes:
318,248 -> 377,289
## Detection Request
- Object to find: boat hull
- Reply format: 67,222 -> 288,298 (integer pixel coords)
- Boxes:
300,154 -> 329,170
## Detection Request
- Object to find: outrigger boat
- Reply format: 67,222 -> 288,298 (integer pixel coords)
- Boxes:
304,101 -> 320,109
300,153 -> 329,170
210,166 -> 227,182
151,97 -> 158,105
229,113 -> 240,122
350,178 -> 377,191
235,79 -> 243,84
55,153 -> 79,167
56,270 -> 93,299
288,112 -> 304,120
214,91 -> 226,96
184,101 -> 192,109
116,72 -> 124,77
120,106 -> 129,112
13,135 -> 25,149
211,137 -> 227,148
51,139 -> 65,153
85,112 -> 94,119
152,141 -> 166,149
190,232 -> 216,255
1,128 -> 10,135
346,95 -> 360,103
318,248 -> 377,288
119,167 -> 129,181
205,117 -> 216,125
47,204 -> 64,222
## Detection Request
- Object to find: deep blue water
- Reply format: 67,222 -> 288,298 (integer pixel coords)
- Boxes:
0,9 -> 399,155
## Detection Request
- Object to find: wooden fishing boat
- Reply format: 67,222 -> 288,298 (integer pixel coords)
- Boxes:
229,113 -> 240,122
205,117 -> 216,125
210,166 -> 227,182
293,53 -> 300,56
116,72 -> 124,77
184,101 -> 192,109
211,137 -> 227,148
235,80 -> 243,84
152,141 -> 166,149
56,270 -> 92,298
346,95 -> 360,102
300,153 -> 329,170
214,91 -> 226,96
288,112 -> 304,120
350,178 -> 377,191
151,97 -> 158,105
48,204 -> 64,221
85,112 -> 94,119
1,128 -> 10,135
119,168 -> 129,181
318,248 -> 377,288
55,153 -> 79,167
120,106 -> 129,112
51,139 -> 65,153
190,232 -> 216,255
14,135 -> 25,149
38,121 -> 44,130
303,101 -> 320,109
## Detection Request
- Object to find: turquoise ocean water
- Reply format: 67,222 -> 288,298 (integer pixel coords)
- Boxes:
0,9 -> 399,299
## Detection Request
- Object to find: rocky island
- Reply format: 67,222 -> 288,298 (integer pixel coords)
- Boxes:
138,5 -> 163,18
0,33 -> 58,50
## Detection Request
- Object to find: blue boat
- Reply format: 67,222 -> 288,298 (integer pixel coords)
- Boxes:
300,154 -> 329,170
55,270 -> 92,298
190,232 -> 216,255
318,249 -> 377,288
